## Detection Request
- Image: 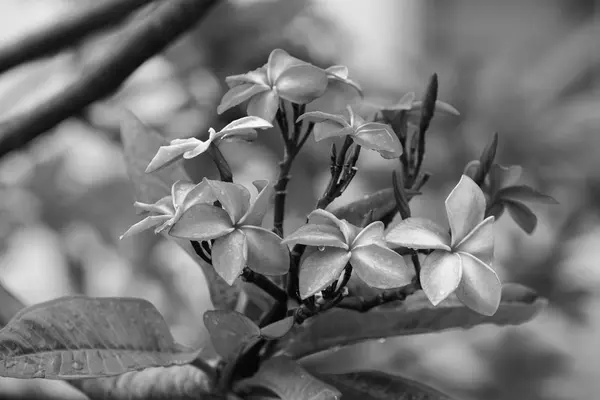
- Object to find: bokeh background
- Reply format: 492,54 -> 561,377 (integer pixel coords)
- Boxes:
0,0 -> 598,399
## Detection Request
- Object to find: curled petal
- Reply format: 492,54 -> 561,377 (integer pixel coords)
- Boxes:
488,164 -> 522,195
281,224 -> 348,249
120,215 -> 171,239
314,125 -> 355,142
145,139 -> 201,173
325,65 -> 363,96
171,180 -> 196,210
463,160 -> 480,181
385,218 -> 451,251
267,48 -> 306,83
299,248 -> 351,299
445,175 -> 486,246
350,244 -> 412,289
217,83 -> 270,115
456,253 -> 502,316
168,204 -> 234,241
181,179 -> 217,211
206,180 -> 251,224
296,111 -> 349,127
420,250 -> 462,305
239,180 -> 274,226
352,123 -> 403,158
325,65 -> 349,80
308,209 -> 357,244
225,66 -> 269,88
217,116 -> 273,141
247,90 -> 280,123
275,64 -> 329,104
352,221 -> 386,249
133,197 -> 173,215
243,226 -> 289,276
212,230 -> 248,285
455,216 -> 494,265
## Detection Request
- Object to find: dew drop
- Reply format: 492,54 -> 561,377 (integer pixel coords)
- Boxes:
71,361 -> 84,371
377,338 -> 386,344
32,370 -> 45,379
318,246 -> 325,251
329,346 -> 341,353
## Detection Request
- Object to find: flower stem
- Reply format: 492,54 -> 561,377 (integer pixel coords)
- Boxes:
241,268 -> 287,304
207,142 -> 233,183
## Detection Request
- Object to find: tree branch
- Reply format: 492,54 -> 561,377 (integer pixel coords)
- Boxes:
0,0 -> 158,75
0,0 -> 219,159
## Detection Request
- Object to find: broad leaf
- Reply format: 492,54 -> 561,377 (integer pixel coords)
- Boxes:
203,310 -> 260,361
0,296 -> 201,379
504,200 -> 538,234
276,283 -> 546,359
235,357 -> 340,400
315,371 -> 455,400
120,110 -> 242,311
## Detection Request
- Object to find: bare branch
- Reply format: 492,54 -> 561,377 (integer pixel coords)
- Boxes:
0,0 -> 219,159
0,0 -> 158,75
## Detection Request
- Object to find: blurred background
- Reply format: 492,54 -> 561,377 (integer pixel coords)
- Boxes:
0,0 -> 598,399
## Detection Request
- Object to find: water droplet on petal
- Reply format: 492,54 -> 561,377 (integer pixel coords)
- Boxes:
318,246 -> 325,251
377,338 -> 386,344
71,361 -> 84,371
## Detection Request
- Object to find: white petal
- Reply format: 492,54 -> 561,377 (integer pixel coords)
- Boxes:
445,175 -> 486,246
455,216 -> 494,265
420,250 -> 462,305
350,244 -> 413,289
455,253 -> 502,316
385,218 -> 451,250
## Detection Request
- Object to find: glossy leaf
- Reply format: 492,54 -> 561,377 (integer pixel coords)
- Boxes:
203,310 -> 260,361
276,283 -> 546,359
260,316 -> 295,340
235,357 -> 340,400
315,371 -> 456,400
0,296 -> 201,379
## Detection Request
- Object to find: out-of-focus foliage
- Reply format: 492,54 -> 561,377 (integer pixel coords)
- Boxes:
0,0 -> 597,399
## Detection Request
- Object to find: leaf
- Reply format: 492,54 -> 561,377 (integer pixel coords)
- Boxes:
496,185 -> 558,205
0,296 -> 201,379
119,110 -> 242,311
203,310 -> 260,362
473,133 -> 499,185
504,200 -> 538,234
235,357 -> 340,400
315,371 -> 456,400
260,316 -> 295,340
276,283 -> 546,359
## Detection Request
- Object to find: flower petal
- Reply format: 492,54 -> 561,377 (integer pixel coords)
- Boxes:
420,250 -> 462,305
488,164 -> 522,195
247,90 -> 279,122
496,185 -> 558,205
296,111 -> 349,127
325,65 -> 349,80
145,139 -> 201,173
217,116 -> 273,141
267,48 -> 306,83
275,64 -> 329,104
350,244 -> 413,289
314,125 -> 355,142
307,209 -> 356,244
385,218 -> 451,250
281,224 -> 348,249
239,180 -> 274,226
381,92 -> 415,111
455,216 -> 494,265
352,221 -> 386,249
455,252 -> 502,316
133,196 -> 173,215
182,141 -> 211,159
168,204 -> 234,241
225,66 -> 269,88
353,123 -> 403,158
243,226 -> 289,276
212,230 -> 248,285
299,248 -> 351,299
181,179 -> 217,212
171,180 -> 196,210
462,160 -> 480,181
445,175 -> 486,246
205,180 -> 251,224
504,200 -> 538,234
217,83 -> 270,115
120,215 -> 170,239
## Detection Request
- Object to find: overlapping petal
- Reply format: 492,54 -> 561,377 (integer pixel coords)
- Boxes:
352,122 -> 403,159
455,216 -> 494,265
168,204 -> 234,241
385,217 -> 451,251
352,221 -> 386,248
299,248 -> 351,299
239,180 -> 274,226
145,139 -> 202,173
488,164 -> 522,195
225,67 -> 269,88
420,250 -> 462,305
267,49 -> 306,83
119,215 -> 170,239
296,111 -> 349,127
217,83 -> 270,115
133,197 -> 172,215
445,175 -> 486,246
275,64 -> 328,104
243,226 -> 289,276
206,180 -> 251,224
350,244 -> 412,289
217,116 -> 273,142
212,229 -> 248,285
455,252 -> 502,316
308,209 -> 356,243
281,224 -> 348,249
247,90 -> 280,122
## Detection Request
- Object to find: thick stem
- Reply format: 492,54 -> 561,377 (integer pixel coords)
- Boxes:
207,142 -> 233,182
336,279 -> 420,312
241,268 -> 287,304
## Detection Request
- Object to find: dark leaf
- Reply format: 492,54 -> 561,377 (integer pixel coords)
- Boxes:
392,170 -> 410,220
315,371 -> 456,400
276,283 -> 546,359
473,132 -> 499,186
417,73 -> 438,135
203,310 -> 260,361
504,200 -> 538,234
234,357 -> 340,400
0,296 -> 201,379
496,185 -> 558,205
260,316 -> 295,340
120,110 -> 241,311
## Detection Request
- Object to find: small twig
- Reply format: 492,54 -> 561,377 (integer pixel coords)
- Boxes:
336,280 -> 420,312
293,290 -> 346,325
316,136 -> 354,209
241,268 -> 287,304
0,0 -> 219,159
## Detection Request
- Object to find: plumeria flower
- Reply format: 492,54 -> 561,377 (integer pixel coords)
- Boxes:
145,117 -> 272,173
464,162 -> 558,233
306,65 -> 363,114
282,209 -> 413,299
385,175 -> 501,316
217,49 -> 329,122
297,105 -> 403,159
120,180 -> 215,239
168,179 -> 289,285
375,91 -> 460,122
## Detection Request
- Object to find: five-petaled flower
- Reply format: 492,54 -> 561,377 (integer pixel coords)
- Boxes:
217,49 -> 329,122
168,179 -> 289,285
463,162 -> 557,234
145,117 -> 272,173
282,209 -> 413,299
120,180 -> 215,239
297,105 -> 403,159
385,175 -> 501,316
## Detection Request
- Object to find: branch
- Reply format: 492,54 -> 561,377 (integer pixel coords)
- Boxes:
0,0 -> 219,159
336,280 -> 420,312
0,0 -> 158,75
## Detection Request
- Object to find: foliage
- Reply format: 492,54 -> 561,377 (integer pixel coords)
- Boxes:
0,46 -> 554,399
